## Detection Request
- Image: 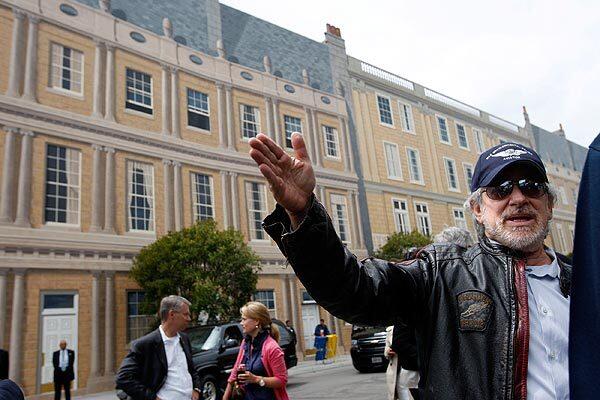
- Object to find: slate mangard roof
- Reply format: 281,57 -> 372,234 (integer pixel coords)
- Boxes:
531,124 -> 587,172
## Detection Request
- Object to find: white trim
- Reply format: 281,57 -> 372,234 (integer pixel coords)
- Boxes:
254,289 -> 277,316
126,160 -> 156,233
383,141 -> 403,181
246,181 -> 268,241
414,201 -> 432,236
555,223 -> 567,252
283,115 -> 303,149
452,207 -> 467,230
124,107 -> 155,119
125,68 -> 154,113
50,42 -> 84,96
398,100 -> 415,134
186,87 -> 211,131
191,172 -> 215,221
376,93 -> 395,127
330,193 -> 351,245
391,197 -> 411,234
559,186 -> 569,205
435,114 -> 452,145
322,125 -> 341,160
43,143 -> 82,227
473,128 -> 485,153
462,162 -> 474,192
405,146 -> 424,185
455,121 -> 470,150
443,157 -> 460,192
240,104 -> 261,141
45,86 -> 85,100
185,125 -> 211,135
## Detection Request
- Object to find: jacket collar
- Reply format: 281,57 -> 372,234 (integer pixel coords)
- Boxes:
152,328 -> 168,370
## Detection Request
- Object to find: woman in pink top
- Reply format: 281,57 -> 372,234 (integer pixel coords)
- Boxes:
223,301 -> 290,400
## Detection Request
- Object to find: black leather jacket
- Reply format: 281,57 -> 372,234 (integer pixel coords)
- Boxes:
264,198 -> 572,400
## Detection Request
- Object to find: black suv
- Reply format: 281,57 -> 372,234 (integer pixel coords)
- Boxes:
186,319 -> 297,400
350,325 -> 388,373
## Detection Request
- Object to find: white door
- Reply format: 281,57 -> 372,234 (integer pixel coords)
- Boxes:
301,303 -> 320,349
40,293 -> 78,393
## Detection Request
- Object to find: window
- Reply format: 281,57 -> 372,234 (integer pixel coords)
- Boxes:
437,116 -> 450,143
241,105 -> 260,140
187,88 -> 210,130
127,161 -> 154,231
399,102 -> 415,133
125,68 -> 153,114
323,125 -> 340,158
377,95 -> 394,126
559,187 -> 569,205
127,291 -> 154,343
330,194 -> 350,244
456,123 -> 469,149
453,208 -> 467,230
192,173 -> 214,221
284,115 -> 302,148
254,290 -> 276,316
555,223 -> 567,252
246,182 -> 267,240
473,129 -> 484,153
415,202 -> 431,236
444,158 -> 459,191
45,144 -> 81,224
384,142 -> 403,180
392,199 -> 411,234
463,163 -> 474,191
406,147 -> 423,184
51,43 -> 84,94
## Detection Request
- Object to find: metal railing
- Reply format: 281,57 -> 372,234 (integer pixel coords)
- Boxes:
360,61 -> 415,91
423,88 -> 481,117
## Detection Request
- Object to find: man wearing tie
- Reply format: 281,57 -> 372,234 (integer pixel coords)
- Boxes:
52,340 -> 75,400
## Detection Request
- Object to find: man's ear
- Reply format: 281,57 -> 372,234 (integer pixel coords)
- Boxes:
471,200 -> 484,224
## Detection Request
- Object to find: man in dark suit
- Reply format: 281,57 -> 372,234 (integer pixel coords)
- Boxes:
52,340 -> 75,400
116,295 -> 201,400
0,348 -> 8,380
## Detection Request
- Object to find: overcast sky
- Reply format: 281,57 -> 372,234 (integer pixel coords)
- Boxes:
221,0 -> 599,148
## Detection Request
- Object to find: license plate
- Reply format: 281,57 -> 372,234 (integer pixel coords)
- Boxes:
371,356 -> 382,364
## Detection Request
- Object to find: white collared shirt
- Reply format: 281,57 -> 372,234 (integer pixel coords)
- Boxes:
59,349 -> 69,371
156,325 -> 193,400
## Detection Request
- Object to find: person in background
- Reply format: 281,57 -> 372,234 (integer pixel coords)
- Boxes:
53,340 -> 75,400
223,301 -> 289,400
384,326 -> 411,400
313,319 -> 330,337
433,226 -> 474,249
391,324 -> 420,400
284,320 -> 297,347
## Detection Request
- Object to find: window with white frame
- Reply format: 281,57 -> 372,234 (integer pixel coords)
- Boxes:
125,68 -> 153,114
50,43 -> 84,94
456,123 -> 469,149
444,158 -> 460,191
323,125 -> 340,158
399,101 -> 415,133
384,142 -> 403,180
254,290 -> 276,316
246,182 -> 267,240
191,173 -> 214,221
463,163 -> 474,191
187,88 -> 210,130
377,95 -> 394,126
453,208 -> 467,230
392,199 -> 410,234
437,116 -> 450,143
284,115 -> 302,148
241,105 -> 260,140
406,147 -> 423,184
473,129 -> 485,153
127,161 -> 155,231
45,144 -> 81,224
127,291 -> 154,343
415,202 -> 431,236
330,194 -> 350,244
559,186 -> 569,205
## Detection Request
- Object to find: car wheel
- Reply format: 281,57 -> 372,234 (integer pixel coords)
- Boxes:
201,374 -> 219,400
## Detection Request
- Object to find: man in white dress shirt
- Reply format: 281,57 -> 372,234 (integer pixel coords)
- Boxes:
52,340 -> 75,400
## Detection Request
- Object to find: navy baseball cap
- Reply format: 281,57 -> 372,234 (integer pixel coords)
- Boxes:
470,142 -> 548,192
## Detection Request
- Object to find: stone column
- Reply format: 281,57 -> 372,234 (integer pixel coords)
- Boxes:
89,271 -> 101,379
272,99 -> 282,148
173,162 -> 183,231
288,276 -> 300,351
103,147 -> 116,233
225,85 -> 235,151
343,118 -> 355,173
162,160 -> 173,232
170,68 -> 180,138
104,271 -> 115,375
0,127 -> 19,223
351,190 -> 365,249
264,97 -> 274,141
303,107 -> 315,162
338,117 -> 352,172
21,15 -> 39,102
6,10 -> 26,97
14,131 -> 34,227
90,144 -> 104,232
92,40 -> 105,118
316,185 -> 325,204
216,83 -> 227,148
229,172 -> 239,230
280,273 -> 290,322
104,44 -> 116,121
220,171 -> 230,229
8,269 -> 26,383
161,64 -> 171,135
311,109 -> 323,167
0,270 -> 7,348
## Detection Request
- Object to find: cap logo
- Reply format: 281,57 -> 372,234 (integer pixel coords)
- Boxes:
485,144 -> 532,161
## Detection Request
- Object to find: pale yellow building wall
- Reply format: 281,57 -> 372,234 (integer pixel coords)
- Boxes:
0,6 -> 13,94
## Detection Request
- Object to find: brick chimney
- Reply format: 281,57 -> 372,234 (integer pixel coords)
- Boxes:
326,23 -> 342,38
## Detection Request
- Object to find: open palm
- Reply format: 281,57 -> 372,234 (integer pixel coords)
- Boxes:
248,133 -> 315,215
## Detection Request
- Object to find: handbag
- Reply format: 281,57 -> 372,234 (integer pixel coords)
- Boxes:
230,382 -> 245,400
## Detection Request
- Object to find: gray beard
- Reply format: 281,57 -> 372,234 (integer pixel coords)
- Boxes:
483,208 -> 550,253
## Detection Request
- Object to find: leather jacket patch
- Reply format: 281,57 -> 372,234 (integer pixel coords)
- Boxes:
457,290 -> 493,331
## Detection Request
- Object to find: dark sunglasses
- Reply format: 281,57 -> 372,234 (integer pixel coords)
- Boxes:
483,179 -> 548,201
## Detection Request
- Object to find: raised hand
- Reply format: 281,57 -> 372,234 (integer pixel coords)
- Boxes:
249,132 -> 315,221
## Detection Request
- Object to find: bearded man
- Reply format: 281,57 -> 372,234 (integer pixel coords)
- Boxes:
249,134 -> 571,400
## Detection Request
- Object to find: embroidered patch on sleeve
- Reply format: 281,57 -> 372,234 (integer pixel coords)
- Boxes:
457,290 -> 494,331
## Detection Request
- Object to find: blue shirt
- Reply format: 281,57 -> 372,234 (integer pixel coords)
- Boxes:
243,331 -> 275,400
526,249 -> 570,399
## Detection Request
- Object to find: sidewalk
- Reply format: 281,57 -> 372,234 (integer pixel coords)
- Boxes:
71,355 -> 352,399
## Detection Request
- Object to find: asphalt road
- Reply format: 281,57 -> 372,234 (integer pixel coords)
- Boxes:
287,364 -> 387,400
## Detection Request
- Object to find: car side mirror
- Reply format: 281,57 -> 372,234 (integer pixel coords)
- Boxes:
223,338 -> 239,349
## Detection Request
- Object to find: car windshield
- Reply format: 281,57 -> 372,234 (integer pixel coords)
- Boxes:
188,326 -> 221,353
351,325 -> 387,339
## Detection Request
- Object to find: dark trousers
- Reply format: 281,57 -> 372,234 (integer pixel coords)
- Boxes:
54,373 -> 71,400
409,388 -> 421,400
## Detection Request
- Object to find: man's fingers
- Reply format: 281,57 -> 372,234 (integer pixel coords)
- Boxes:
249,148 -> 282,176
291,132 -> 310,161
259,164 -> 284,192
249,136 -> 280,166
256,133 -> 285,160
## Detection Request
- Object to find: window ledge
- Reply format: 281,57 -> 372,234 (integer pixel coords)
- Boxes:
186,125 -> 212,135
41,223 -> 82,232
45,86 -> 84,100
124,107 -> 155,120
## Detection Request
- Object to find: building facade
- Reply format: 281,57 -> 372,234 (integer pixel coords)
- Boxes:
0,0 -> 586,397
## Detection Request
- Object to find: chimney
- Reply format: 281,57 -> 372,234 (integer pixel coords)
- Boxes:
302,69 -> 310,85
263,55 -> 272,74
162,17 -> 173,39
522,106 -> 530,125
216,39 -> 226,59
326,23 -> 342,38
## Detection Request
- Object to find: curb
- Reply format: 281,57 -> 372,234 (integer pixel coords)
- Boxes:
288,355 -> 352,376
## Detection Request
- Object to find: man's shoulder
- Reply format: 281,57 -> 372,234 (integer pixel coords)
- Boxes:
131,328 -> 160,349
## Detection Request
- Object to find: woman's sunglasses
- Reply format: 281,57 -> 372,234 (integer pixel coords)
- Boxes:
483,179 -> 548,201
